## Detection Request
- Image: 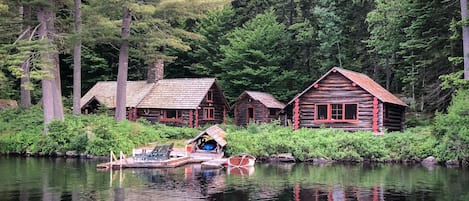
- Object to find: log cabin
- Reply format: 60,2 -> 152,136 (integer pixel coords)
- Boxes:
232,91 -> 285,126
285,67 -> 407,132
80,59 -> 230,128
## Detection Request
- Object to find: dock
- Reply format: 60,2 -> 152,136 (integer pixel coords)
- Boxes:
97,148 -> 226,169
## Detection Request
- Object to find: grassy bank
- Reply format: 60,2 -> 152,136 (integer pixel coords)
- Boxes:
0,107 -> 198,156
224,123 -> 437,162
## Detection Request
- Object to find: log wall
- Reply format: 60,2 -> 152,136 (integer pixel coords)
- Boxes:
297,72 -> 375,131
383,103 -> 405,131
197,83 -> 226,126
234,96 -> 281,126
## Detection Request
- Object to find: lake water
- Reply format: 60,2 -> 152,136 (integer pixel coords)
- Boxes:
1,155 -> 468,201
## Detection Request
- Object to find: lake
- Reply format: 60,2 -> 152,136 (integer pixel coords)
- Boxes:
0,155 -> 468,201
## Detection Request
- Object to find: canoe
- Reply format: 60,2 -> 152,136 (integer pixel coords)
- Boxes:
228,154 -> 256,167
227,166 -> 255,176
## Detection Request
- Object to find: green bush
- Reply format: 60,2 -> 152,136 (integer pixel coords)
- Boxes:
433,89 -> 469,161
225,123 -> 437,162
0,107 -> 43,154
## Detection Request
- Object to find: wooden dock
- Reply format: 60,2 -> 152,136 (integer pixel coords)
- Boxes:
97,149 -> 225,169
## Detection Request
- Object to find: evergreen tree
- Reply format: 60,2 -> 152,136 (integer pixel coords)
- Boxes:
218,10 -> 302,102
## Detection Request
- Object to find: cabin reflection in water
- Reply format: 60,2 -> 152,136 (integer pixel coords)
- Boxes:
111,165 -> 388,201
293,184 -> 384,201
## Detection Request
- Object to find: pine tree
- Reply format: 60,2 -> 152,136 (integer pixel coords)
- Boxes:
218,10 -> 302,102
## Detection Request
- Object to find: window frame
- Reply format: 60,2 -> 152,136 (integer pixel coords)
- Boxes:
161,109 -> 182,122
203,107 -> 215,120
206,90 -> 214,103
314,103 -> 359,122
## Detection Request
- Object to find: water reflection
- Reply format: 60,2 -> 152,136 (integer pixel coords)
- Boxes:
1,156 -> 469,201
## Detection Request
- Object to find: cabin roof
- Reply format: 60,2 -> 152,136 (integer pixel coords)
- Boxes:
233,91 -> 285,109
287,67 -> 408,107
80,81 -> 154,108
138,78 -> 228,109
187,125 -> 227,147
81,78 -> 229,109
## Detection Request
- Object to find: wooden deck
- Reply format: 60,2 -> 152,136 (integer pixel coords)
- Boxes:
97,148 -> 224,169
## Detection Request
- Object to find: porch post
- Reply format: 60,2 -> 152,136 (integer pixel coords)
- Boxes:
294,98 -> 300,130
195,108 -> 199,128
189,109 -> 193,128
372,97 -> 378,132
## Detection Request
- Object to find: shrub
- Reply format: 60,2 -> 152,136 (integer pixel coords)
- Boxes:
433,89 -> 469,161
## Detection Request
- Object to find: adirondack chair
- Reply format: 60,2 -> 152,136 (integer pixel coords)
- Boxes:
143,143 -> 174,161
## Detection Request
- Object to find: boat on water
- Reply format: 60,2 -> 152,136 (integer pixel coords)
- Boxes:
227,154 -> 256,167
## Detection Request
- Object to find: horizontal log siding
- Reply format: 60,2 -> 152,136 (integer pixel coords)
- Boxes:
197,84 -> 226,127
234,100 -> 264,126
298,73 -> 374,131
383,103 -> 405,131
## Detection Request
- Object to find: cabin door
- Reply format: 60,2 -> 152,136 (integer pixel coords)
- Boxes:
248,107 -> 254,123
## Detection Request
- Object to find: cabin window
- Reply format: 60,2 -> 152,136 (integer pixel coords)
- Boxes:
345,104 -> 357,120
163,110 -> 182,121
203,107 -> 215,120
269,109 -> 277,116
315,103 -> 358,121
206,90 -> 213,103
317,105 -> 328,120
331,104 -> 343,120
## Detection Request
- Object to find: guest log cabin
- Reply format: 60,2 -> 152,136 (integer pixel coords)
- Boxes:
285,67 -> 407,132
81,59 -> 229,128
232,91 -> 285,126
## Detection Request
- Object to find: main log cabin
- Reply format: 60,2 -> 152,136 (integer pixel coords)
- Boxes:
285,67 -> 407,132
81,60 -> 230,128
232,91 -> 285,126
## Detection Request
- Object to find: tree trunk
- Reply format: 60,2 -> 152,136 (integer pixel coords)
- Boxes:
115,7 -> 132,122
462,0 -> 469,80
37,8 -> 55,131
19,4 -> 31,108
72,0 -> 82,115
20,58 -> 32,108
385,55 -> 394,91
37,1 -> 64,133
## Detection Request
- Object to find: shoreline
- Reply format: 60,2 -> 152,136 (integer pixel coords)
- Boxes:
2,152 -> 467,168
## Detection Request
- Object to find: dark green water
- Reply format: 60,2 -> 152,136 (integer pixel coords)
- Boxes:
1,155 -> 468,201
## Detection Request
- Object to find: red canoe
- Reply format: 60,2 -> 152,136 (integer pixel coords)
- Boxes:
227,154 -> 256,167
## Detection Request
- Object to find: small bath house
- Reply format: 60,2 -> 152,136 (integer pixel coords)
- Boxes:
232,91 -> 285,126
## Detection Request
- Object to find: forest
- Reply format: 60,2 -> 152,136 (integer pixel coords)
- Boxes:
0,0 -> 468,123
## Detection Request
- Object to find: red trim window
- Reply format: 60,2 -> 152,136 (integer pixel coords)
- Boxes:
206,90 -> 213,103
162,109 -> 182,122
315,103 -> 358,122
203,107 -> 215,120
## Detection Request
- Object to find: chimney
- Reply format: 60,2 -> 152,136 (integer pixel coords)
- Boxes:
147,58 -> 164,83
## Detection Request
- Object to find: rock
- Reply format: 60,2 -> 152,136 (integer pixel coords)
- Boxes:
462,159 -> 469,167
269,153 -> 296,163
421,156 -> 437,166
66,150 -> 79,157
446,159 -> 460,167
54,151 -> 65,157
314,157 -> 331,164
